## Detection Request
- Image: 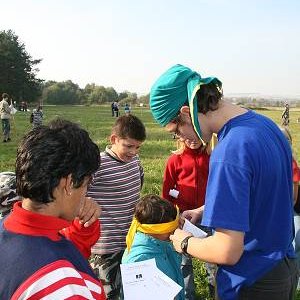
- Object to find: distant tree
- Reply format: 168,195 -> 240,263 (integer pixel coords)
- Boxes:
82,83 -> 97,104
0,30 -> 43,103
83,85 -> 118,104
106,87 -> 118,102
138,94 -> 149,105
84,83 -> 97,95
118,91 -> 128,101
43,80 -> 57,88
42,80 -> 82,105
88,86 -> 108,104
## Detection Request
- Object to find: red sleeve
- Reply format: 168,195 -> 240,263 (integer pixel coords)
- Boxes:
60,219 -> 100,259
293,159 -> 300,183
162,155 -> 177,201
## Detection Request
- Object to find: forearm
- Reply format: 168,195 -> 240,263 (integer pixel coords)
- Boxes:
187,238 -> 240,265
197,205 -> 205,216
172,228 -> 244,265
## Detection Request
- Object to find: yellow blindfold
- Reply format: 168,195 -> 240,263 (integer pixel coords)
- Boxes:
126,206 -> 180,253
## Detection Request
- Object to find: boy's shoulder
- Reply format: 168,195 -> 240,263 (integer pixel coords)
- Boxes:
100,150 -> 108,157
167,152 -> 182,164
99,150 -> 114,163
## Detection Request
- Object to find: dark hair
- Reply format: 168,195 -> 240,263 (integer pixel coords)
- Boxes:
2,93 -> 9,99
16,118 -> 100,203
134,194 -> 177,224
196,82 -> 223,114
112,114 -> 146,141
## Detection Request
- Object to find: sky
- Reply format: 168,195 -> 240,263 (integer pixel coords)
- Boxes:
1,0 -> 300,97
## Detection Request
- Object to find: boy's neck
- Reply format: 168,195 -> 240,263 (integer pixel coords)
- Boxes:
148,233 -> 170,241
106,145 -> 127,162
204,100 -> 248,134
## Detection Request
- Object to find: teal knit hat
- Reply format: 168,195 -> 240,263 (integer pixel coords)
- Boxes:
149,64 -> 221,139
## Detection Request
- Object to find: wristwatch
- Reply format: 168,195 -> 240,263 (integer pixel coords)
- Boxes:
181,235 -> 192,255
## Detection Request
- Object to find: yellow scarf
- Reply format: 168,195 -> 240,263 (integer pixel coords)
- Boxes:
126,206 -> 180,253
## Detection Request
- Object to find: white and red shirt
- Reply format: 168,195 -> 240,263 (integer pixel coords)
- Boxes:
0,201 -> 106,299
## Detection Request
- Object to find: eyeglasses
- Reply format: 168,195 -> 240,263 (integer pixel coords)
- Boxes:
170,113 -> 200,142
170,114 -> 182,140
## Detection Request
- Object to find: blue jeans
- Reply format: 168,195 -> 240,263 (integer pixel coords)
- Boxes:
239,257 -> 299,300
294,212 -> 300,289
294,213 -> 300,264
182,225 -> 216,300
90,251 -> 124,300
181,254 -> 195,300
1,119 -> 10,140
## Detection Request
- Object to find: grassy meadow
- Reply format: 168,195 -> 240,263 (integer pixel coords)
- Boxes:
1,105 -> 300,299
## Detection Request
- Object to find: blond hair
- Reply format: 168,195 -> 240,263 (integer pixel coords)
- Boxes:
172,134 -> 218,155
279,126 -> 292,145
279,126 -> 298,161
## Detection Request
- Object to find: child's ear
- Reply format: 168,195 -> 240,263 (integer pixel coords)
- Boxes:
110,134 -> 118,144
57,174 -> 72,196
180,106 -> 190,116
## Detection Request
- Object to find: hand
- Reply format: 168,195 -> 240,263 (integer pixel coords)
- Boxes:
178,214 -> 185,229
181,207 -> 203,224
170,228 -> 192,253
77,197 -> 101,228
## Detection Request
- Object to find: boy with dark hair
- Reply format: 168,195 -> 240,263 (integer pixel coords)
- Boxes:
87,114 -> 146,300
122,194 -> 184,300
0,119 -> 106,299
150,64 -> 298,300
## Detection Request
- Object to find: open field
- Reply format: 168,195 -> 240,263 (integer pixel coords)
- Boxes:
1,105 -> 300,299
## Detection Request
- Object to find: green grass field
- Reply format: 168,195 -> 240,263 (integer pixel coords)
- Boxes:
1,105 -> 300,299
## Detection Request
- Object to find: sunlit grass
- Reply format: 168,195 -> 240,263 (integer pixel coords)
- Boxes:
1,104 -> 300,299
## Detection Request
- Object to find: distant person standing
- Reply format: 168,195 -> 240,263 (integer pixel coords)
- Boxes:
124,103 -> 131,115
113,101 -> 120,117
111,102 -> 115,117
31,104 -> 43,128
0,93 -> 12,142
24,101 -> 28,112
282,103 -> 290,126
20,101 -> 25,112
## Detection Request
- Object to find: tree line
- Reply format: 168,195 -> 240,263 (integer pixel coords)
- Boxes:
0,30 -> 149,106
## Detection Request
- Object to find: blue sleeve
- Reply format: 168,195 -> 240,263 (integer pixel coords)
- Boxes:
202,161 -> 251,232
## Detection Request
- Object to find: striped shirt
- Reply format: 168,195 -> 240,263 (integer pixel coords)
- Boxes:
87,146 -> 144,254
32,109 -> 43,127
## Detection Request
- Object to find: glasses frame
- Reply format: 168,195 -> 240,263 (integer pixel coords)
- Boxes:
170,114 -> 182,140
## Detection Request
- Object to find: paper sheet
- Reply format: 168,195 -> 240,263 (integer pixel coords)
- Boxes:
182,218 -> 208,238
121,258 -> 182,300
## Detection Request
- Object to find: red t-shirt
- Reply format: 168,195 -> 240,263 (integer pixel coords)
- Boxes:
293,159 -> 300,183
